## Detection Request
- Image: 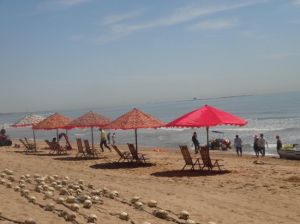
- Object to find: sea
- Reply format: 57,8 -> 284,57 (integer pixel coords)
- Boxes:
1,91 -> 300,156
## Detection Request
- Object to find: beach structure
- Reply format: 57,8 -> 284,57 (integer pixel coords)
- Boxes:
33,113 -> 72,142
107,108 -> 165,153
166,104 -> 247,148
11,113 -> 45,151
64,111 -> 111,150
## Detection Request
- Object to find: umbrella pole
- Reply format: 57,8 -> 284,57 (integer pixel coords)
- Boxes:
91,127 -> 94,149
56,129 -> 59,141
206,126 -> 209,150
32,129 -> 37,152
135,128 -> 138,153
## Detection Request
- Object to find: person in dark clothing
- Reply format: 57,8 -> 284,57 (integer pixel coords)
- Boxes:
192,132 -> 200,154
276,135 -> 282,150
253,135 -> 259,157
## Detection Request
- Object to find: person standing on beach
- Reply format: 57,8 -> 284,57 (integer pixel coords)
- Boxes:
112,132 -> 116,145
234,135 -> 242,156
192,132 -> 200,154
107,132 -> 111,145
253,135 -> 259,157
257,133 -> 268,156
99,129 -> 111,152
276,135 -> 282,150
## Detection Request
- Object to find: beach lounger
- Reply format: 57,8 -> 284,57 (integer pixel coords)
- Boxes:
19,138 -> 35,153
45,140 -> 66,155
127,143 -> 148,163
112,145 -> 132,162
76,138 -> 86,157
84,139 -> 99,158
200,147 -> 224,171
179,145 -> 201,170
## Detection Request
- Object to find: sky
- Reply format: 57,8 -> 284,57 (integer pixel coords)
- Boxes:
0,0 -> 300,113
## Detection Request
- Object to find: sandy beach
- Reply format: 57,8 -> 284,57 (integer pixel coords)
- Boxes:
0,141 -> 299,224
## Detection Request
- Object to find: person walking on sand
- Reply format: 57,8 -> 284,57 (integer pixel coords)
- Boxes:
253,135 -> 259,157
99,128 -> 111,152
192,132 -> 200,154
107,132 -> 111,145
276,135 -> 282,150
257,133 -> 268,156
234,135 -> 243,156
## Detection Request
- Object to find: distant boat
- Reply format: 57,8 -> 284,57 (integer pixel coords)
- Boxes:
193,97 -> 197,100
277,147 -> 300,160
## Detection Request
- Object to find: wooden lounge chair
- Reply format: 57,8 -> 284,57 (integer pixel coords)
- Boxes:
127,143 -> 148,163
112,145 -> 132,162
45,140 -> 66,155
200,147 -> 224,171
76,138 -> 86,157
19,138 -> 34,153
84,139 -> 99,158
179,145 -> 201,170
24,137 -> 35,150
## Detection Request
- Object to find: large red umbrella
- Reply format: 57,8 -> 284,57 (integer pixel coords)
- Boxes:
11,114 -> 45,150
107,108 -> 165,152
33,113 -> 72,140
166,105 -> 247,147
65,111 -> 111,149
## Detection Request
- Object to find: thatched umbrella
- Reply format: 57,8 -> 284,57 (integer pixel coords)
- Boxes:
33,113 -> 72,141
107,108 -> 165,152
11,113 -> 45,150
166,104 -> 247,147
65,111 -> 111,149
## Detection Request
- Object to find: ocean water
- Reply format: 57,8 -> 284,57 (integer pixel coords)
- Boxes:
1,91 -> 300,156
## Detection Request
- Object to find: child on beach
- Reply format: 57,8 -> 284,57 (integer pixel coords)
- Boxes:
192,132 -> 200,154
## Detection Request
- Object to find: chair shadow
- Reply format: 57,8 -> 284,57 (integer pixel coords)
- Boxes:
90,162 -> 156,170
151,169 -> 231,177
30,153 -> 70,157
54,156 -> 107,161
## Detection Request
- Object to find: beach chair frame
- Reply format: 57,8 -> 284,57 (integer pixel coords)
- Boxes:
179,145 -> 202,170
200,147 -> 224,171
127,143 -> 148,163
112,145 -> 132,162
76,138 -> 87,158
84,139 -> 99,158
19,138 -> 35,153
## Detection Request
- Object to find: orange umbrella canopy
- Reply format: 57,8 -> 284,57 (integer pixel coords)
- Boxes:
33,113 -> 72,130
65,111 -> 111,129
108,108 -> 165,130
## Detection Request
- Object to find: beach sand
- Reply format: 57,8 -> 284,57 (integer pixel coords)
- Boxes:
0,140 -> 299,224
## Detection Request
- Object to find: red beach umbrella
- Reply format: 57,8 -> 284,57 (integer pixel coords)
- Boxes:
166,105 -> 247,147
11,113 -> 45,150
107,108 -> 165,152
65,111 -> 111,149
33,113 -> 72,140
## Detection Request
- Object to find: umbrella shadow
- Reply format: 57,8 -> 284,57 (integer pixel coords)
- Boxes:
90,162 -> 156,170
54,156 -> 107,161
151,169 -> 231,177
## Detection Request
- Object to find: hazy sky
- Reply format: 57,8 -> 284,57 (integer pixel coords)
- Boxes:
0,0 -> 300,113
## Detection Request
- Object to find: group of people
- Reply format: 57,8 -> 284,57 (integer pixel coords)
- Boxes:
99,129 -> 116,152
191,131 -> 283,157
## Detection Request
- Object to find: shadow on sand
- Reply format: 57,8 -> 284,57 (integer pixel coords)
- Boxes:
90,162 -> 155,170
54,156 -> 107,161
151,169 -> 231,177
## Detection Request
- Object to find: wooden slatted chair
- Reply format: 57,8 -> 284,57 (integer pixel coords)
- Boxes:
111,145 -> 132,162
84,139 -> 99,158
76,138 -> 86,157
200,147 -> 224,171
19,138 -> 34,153
179,145 -> 201,170
127,143 -> 148,163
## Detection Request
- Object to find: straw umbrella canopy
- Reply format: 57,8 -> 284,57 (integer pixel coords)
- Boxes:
107,108 -> 166,152
166,104 -> 247,148
65,111 -> 111,149
11,113 -> 45,150
33,113 -> 72,140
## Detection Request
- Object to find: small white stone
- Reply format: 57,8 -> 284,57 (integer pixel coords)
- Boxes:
153,209 -> 168,219
83,200 -> 92,209
87,214 -> 97,223
24,218 -> 36,224
65,212 -> 76,221
57,197 -> 65,204
70,203 -> 80,211
131,196 -> 140,203
134,201 -> 144,210
179,210 -> 190,220
186,219 -> 196,224
147,200 -> 157,208
28,196 -> 37,204
119,212 -> 129,221
45,203 -> 55,211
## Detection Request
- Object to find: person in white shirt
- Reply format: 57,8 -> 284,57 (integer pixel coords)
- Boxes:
234,135 -> 243,156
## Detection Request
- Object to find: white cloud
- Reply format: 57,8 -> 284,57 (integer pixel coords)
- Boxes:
189,19 -> 238,31
37,0 -> 91,11
102,10 -> 144,25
